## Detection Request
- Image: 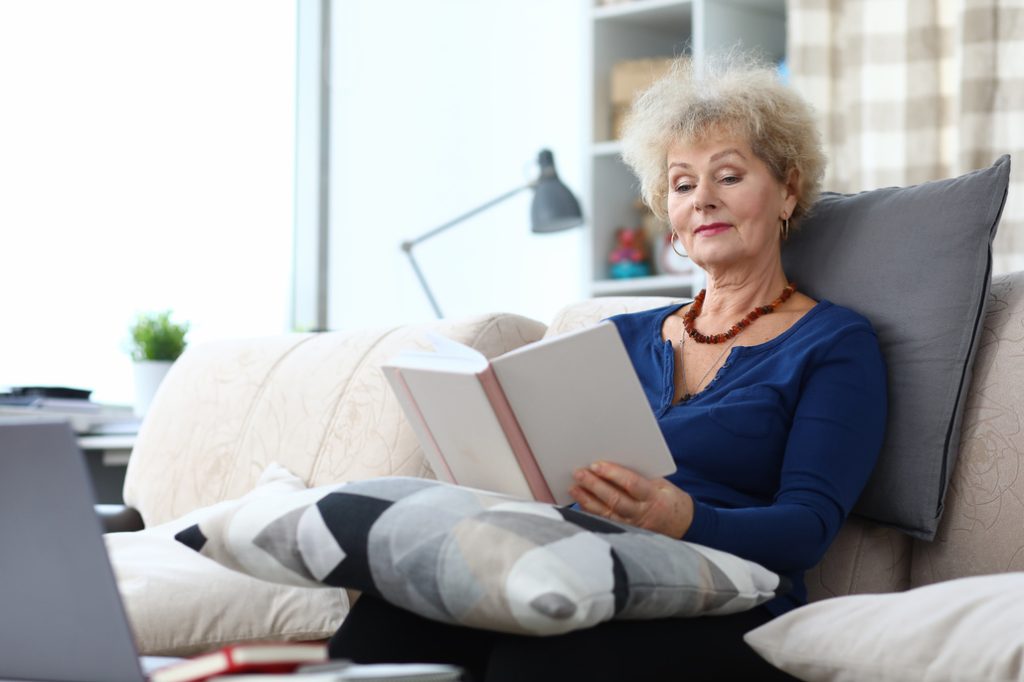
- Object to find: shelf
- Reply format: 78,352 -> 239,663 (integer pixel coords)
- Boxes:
585,0 -> 784,300
78,433 -> 136,452
594,0 -> 784,22
593,0 -> 692,27
591,273 -> 699,297
592,140 -> 623,157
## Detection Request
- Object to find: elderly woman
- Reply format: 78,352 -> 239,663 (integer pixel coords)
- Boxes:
330,56 -> 887,681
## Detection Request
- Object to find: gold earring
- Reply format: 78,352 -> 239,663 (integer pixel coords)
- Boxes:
780,216 -> 790,241
670,232 -> 688,258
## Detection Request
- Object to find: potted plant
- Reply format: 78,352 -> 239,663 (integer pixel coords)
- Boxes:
128,310 -> 190,417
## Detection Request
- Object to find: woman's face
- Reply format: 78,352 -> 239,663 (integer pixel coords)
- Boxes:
666,131 -> 797,274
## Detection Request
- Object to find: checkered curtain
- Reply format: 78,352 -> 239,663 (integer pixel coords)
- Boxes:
788,0 -> 1024,273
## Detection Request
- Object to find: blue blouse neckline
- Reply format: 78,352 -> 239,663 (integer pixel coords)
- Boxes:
653,298 -> 833,355
652,299 -> 833,406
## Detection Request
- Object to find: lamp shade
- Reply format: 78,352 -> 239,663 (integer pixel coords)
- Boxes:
530,149 -> 583,233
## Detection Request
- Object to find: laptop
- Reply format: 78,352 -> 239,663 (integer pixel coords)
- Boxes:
0,419 -> 174,682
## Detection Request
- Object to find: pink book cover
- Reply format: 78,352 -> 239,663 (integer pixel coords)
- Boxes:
388,369 -> 458,485
475,366 -> 554,503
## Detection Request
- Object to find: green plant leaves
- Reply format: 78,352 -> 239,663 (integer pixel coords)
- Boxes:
129,310 -> 190,361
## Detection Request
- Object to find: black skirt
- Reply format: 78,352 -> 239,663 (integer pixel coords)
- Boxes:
328,594 -> 799,682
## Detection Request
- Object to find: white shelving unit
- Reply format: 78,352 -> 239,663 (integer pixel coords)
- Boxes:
584,0 -> 787,298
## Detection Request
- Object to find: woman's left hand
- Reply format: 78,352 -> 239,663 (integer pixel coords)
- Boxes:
569,461 -> 694,539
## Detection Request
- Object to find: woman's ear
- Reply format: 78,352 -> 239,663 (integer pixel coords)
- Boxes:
782,167 -> 800,217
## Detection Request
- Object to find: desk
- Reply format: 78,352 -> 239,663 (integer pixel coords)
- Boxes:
78,433 -> 136,505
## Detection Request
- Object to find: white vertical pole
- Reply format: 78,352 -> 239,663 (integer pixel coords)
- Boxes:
293,0 -> 332,332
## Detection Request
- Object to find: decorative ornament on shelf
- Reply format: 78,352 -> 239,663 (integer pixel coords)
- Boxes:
608,226 -> 651,279
127,310 -> 190,417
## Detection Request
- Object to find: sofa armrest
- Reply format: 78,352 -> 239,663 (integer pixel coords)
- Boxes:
97,504 -> 145,533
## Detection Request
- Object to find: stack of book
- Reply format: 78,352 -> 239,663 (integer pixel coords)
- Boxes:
0,386 -> 138,434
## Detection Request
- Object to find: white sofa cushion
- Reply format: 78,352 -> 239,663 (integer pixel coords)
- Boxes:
744,572 -> 1024,681
107,464 -> 349,656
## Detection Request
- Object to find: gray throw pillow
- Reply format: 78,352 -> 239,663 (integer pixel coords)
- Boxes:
782,155 -> 1011,540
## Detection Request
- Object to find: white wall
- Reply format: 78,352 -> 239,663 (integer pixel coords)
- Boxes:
328,0 -> 588,329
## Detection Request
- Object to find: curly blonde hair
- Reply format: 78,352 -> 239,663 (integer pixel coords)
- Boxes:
620,53 -> 826,225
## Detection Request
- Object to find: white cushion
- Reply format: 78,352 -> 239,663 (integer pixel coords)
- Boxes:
744,572 -> 1024,682
106,464 -> 349,656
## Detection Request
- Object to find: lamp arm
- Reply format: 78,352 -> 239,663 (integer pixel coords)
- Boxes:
400,181 -> 533,319
403,246 -> 444,318
400,182 -> 533,250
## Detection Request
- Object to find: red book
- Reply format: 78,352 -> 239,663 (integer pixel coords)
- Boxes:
149,642 -> 328,682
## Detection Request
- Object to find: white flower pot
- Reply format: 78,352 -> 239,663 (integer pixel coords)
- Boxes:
133,360 -> 174,418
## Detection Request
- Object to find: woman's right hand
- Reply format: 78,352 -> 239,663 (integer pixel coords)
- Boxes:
569,460 -> 694,539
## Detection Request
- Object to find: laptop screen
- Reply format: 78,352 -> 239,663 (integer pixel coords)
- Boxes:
0,419 -> 145,682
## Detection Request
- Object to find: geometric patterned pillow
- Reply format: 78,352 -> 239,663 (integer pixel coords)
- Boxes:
176,477 -> 787,636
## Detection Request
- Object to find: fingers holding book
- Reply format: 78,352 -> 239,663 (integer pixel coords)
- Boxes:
570,460 -> 694,539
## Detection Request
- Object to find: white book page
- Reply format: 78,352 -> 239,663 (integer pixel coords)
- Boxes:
385,332 -> 488,374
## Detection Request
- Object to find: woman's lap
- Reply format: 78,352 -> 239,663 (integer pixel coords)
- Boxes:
329,595 -> 797,682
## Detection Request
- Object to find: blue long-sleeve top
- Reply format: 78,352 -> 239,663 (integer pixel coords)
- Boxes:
608,299 -> 887,615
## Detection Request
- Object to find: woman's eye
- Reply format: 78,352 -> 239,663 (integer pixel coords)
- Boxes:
673,182 -> 694,193
720,175 -> 741,185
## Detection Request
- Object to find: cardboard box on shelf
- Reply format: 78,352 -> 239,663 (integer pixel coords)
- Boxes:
610,57 -> 675,106
611,103 -> 630,140
608,57 -> 674,139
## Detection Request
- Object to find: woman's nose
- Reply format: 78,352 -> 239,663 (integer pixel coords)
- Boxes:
692,181 -> 717,211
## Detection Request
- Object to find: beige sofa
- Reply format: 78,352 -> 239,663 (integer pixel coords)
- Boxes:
106,272 -> 1024,670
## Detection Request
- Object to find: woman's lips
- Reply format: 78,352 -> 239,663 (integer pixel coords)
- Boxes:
695,222 -> 731,236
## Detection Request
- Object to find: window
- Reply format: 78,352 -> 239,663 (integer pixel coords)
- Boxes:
0,1 -> 296,404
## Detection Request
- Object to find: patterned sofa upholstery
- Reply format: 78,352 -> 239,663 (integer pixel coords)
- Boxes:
122,313 -> 546,526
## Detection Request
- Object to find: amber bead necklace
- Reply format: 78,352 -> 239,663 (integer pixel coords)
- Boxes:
677,282 -> 796,402
682,282 -> 797,344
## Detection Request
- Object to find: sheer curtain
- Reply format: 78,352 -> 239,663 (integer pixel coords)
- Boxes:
788,0 -> 1024,272
0,1 -> 295,404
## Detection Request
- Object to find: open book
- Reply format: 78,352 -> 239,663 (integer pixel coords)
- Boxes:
382,321 -> 675,505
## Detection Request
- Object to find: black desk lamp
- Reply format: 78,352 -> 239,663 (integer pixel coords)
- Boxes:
401,149 -> 583,318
